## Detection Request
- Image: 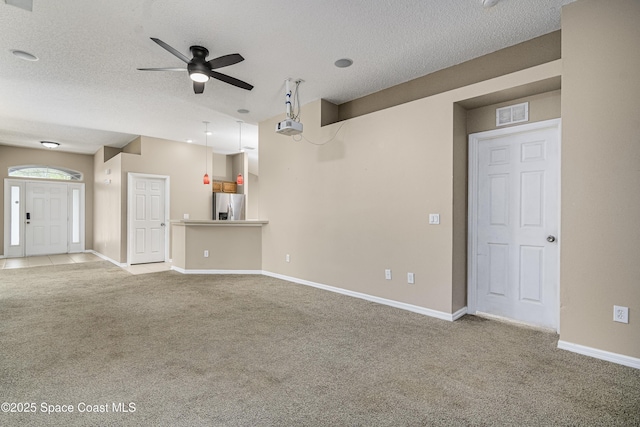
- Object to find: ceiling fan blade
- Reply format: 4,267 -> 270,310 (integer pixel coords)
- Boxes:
137,67 -> 187,71
208,53 -> 244,70
209,71 -> 254,91
150,38 -> 190,63
193,81 -> 205,94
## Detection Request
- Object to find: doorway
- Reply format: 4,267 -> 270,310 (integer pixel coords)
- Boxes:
4,179 -> 85,257
127,173 -> 170,265
467,119 -> 560,330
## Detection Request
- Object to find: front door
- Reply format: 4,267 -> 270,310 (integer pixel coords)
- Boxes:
129,175 -> 167,265
469,119 -> 560,329
25,181 -> 69,256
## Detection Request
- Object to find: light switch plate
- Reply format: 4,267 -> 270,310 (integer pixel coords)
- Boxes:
429,214 -> 440,225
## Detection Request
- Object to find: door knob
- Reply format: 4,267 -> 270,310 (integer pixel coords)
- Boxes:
547,235 -> 556,243
160,223 -> 166,227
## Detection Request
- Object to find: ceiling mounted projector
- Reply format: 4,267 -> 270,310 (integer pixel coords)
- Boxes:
276,119 -> 303,136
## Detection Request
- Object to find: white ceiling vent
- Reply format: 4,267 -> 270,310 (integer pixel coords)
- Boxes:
496,102 -> 529,127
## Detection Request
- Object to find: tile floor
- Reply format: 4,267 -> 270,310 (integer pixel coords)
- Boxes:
0,253 -> 172,275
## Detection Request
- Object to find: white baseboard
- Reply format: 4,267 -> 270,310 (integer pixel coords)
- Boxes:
89,250 -> 128,268
451,306 -> 468,321
263,271 -> 467,322
170,266 -> 263,275
558,340 -> 640,370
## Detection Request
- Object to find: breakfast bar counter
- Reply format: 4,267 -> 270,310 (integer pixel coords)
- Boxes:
170,220 -> 268,273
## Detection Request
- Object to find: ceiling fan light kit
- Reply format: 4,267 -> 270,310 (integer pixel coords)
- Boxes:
138,38 -> 253,94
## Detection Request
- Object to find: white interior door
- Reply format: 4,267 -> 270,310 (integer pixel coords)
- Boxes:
469,119 -> 560,329
25,182 -> 68,256
129,175 -> 167,265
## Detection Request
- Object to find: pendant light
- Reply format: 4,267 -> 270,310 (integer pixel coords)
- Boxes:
236,120 -> 244,185
203,121 -> 210,185
237,120 -> 244,153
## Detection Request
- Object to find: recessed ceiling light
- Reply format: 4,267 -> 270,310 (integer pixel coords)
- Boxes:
205,131 -> 212,136
334,58 -> 353,68
11,49 -> 38,61
186,139 -> 193,143
41,141 -> 60,149
237,109 -> 250,114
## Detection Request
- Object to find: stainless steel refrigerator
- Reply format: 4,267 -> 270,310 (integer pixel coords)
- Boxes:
213,193 -> 245,220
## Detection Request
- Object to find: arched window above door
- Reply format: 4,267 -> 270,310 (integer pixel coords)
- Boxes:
8,165 -> 83,181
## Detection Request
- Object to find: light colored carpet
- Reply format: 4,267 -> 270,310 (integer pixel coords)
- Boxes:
1,261 -> 638,426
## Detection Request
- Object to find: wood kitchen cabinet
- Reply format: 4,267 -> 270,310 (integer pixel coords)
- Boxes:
212,181 -> 237,193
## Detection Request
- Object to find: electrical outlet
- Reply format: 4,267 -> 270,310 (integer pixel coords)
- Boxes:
385,269 -> 392,280
183,213 -> 190,219
407,272 -> 415,284
429,214 -> 440,225
613,305 -> 629,324
286,254 -> 290,263
204,250 -> 209,258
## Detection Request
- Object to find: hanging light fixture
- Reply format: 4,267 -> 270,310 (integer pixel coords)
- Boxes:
237,120 -> 244,153
236,121 -> 244,185
203,121 -> 210,185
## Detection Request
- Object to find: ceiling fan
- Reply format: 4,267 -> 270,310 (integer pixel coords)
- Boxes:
138,37 -> 254,94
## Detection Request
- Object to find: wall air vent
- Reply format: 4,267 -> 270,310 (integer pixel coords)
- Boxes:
496,102 -> 529,127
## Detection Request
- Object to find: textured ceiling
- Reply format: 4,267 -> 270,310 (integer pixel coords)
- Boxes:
0,0 -> 575,174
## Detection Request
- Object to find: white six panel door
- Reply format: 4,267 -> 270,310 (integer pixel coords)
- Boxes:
130,177 -> 166,264
473,121 -> 559,329
25,182 -> 68,256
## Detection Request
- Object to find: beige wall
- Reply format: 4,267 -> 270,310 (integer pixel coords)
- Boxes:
338,31 -> 561,122
93,136 -> 214,263
452,103 -> 468,313
259,59 -> 561,315
247,173 -> 260,219
171,223 -> 262,270
93,147 -> 122,260
560,0 -> 640,357
260,0 -> 639,360
212,153 -> 233,181
122,137 -> 142,154
0,145 -> 94,256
